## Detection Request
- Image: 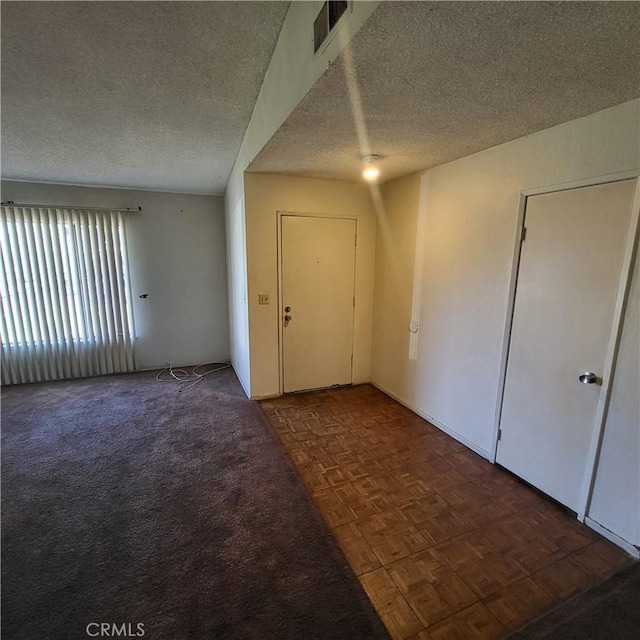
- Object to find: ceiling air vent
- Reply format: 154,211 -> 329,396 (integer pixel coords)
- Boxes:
314,1 -> 349,54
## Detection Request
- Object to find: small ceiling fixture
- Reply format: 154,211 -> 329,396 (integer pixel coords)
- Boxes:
362,154 -> 380,182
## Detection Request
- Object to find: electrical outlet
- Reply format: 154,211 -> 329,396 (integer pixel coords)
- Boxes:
258,294 -> 270,305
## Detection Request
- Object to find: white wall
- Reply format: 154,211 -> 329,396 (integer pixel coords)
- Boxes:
223,1 -> 379,395
1,180 -> 229,371
244,173 -> 377,398
224,171 -> 251,394
589,251 -> 639,546
372,99 -> 640,546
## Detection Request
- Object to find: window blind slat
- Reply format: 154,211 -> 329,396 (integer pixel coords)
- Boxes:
40,209 -> 69,378
55,209 -> 77,360
97,214 -> 117,373
32,209 -> 57,376
110,213 -> 128,371
118,217 -> 135,371
7,208 -> 40,381
103,215 -> 121,370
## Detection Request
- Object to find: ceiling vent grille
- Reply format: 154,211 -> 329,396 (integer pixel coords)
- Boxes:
314,1 -> 349,54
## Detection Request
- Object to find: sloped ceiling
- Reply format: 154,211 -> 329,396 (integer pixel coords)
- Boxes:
1,1 -> 289,194
249,1 -> 640,183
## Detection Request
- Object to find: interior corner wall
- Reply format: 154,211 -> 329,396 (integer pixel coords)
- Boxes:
222,3 -> 379,398
244,173 -> 377,399
371,99 -> 640,546
370,172 -> 423,395
1,180 -> 230,372
224,171 -> 251,395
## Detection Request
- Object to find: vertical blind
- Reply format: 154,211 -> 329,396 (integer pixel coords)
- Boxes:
1,206 -> 135,385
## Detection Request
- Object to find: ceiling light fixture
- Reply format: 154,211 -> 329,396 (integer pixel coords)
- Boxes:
362,154 -> 380,182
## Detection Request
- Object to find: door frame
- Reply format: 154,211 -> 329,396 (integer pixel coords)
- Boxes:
276,211 -> 358,395
491,170 -> 640,522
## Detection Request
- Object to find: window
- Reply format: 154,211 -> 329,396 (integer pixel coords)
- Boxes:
0,205 -> 135,384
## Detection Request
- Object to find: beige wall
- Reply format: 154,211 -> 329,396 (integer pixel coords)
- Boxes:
224,2 -> 379,395
372,99 -> 640,547
371,172 -> 422,395
244,173 -> 377,398
2,180 -> 230,371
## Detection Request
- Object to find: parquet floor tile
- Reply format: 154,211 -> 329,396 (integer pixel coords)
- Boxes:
529,556 -> 601,600
405,581 -> 459,628
260,384 -> 636,639
360,522 -> 435,565
453,602 -> 506,639
360,568 -> 424,639
332,522 -> 381,575
483,577 -> 556,632
571,538 -> 633,578
418,511 -> 476,544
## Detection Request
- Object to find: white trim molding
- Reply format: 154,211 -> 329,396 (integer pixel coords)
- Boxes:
585,517 -> 640,559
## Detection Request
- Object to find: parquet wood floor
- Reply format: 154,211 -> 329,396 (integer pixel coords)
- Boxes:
260,384 -> 635,640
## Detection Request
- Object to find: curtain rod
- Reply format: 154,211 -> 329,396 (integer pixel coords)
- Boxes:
0,201 -> 142,213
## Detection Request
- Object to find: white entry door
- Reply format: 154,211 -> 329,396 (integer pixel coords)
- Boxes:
281,215 -> 356,393
496,180 -> 636,511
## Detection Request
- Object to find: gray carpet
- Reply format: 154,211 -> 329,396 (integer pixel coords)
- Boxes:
1,368 -> 390,640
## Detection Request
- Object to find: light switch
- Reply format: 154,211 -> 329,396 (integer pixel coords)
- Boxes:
258,294 -> 270,305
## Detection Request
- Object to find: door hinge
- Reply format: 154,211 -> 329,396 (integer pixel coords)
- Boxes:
355,233 -> 358,247
521,227 -> 527,243
497,428 -> 503,441
353,296 -> 356,308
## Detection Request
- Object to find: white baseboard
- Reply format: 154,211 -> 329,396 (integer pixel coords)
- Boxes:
584,517 -> 640,558
371,381 -> 492,461
250,392 -> 281,400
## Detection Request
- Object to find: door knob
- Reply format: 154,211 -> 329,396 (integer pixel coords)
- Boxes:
579,371 -> 599,384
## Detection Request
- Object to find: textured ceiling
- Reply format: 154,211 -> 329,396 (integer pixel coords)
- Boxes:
1,1 -> 289,194
249,1 -> 640,183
